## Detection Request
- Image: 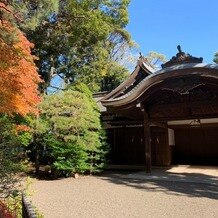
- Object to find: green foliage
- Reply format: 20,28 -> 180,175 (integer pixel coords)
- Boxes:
17,131 -> 32,147
24,0 -> 133,92
0,0 -> 59,47
5,195 -> 22,218
2,177 -> 44,218
70,82 -> 93,99
145,51 -> 167,69
101,61 -> 129,91
0,115 -> 22,198
0,113 -> 34,202
1,0 -> 59,30
213,52 -> 218,63
31,83 -> 108,176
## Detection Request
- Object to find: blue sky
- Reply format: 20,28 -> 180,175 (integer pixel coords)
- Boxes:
126,0 -> 218,63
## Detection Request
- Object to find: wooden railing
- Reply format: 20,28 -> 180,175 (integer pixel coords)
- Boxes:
22,194 -> 37,218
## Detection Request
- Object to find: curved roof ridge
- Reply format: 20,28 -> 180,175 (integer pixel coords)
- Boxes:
101,57 -> 154,101
101,63 -> 218,104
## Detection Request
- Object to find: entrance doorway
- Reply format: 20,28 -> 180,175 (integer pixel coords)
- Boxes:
174,127 -> 218,165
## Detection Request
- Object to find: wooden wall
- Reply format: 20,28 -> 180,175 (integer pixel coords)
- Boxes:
151,127 -> 171,166
107,126 -> 171,166
107,126 -> 145,165
174,127 -> 218,165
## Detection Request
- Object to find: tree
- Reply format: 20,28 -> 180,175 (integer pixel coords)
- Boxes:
0,2 -> 42,210
0,114 -> 31,199
213,52 -> 218,63
100,61 -> 129,91
0,113 -> 34,217
0,21 -> 41,116
145,51 -> 167,69
25,0 -> 134,92
0,0 -> 59,30
0,1 -> 46,116
30,83 -> 108,177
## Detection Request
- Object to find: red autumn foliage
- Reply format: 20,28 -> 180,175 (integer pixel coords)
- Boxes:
0,21 -> 42,116
0,201 -> 15,218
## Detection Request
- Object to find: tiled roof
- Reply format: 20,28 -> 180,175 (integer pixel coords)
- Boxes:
102,63 -> 218,104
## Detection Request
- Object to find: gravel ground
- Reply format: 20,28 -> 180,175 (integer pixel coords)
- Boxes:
29,169 -> 218,218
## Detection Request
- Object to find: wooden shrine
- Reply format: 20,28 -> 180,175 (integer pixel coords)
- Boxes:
100,46 -> 218,172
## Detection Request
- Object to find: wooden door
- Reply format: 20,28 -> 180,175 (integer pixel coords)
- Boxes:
108,126 -> 145,165
174,127 -> 218,165
151,127 -> 170,166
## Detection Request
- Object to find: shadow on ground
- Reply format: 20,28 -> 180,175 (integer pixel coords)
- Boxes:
98,169 -> 218,200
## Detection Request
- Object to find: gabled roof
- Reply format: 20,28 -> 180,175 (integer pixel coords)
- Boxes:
101,48 -> 218,110
101,56 -> 155,102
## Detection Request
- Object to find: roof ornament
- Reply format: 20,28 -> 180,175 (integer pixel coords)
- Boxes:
162,45 -> 203,68
177,45 -> 183,53
138,52 -> 146,63
138,52 -> 146,65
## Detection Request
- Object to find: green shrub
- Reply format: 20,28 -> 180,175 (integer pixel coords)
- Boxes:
0,115 -> 23,199
31,83 -> 108,177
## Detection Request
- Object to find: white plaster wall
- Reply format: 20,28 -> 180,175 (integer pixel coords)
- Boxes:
168,128 -> 175,146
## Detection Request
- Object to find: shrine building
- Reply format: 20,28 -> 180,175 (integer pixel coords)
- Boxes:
100,46 -> 218,172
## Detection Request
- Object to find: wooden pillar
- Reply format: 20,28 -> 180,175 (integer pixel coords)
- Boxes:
144,111 -> 151,173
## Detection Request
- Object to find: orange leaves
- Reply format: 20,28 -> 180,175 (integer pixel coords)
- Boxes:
15,124 -> 31,133
0,22 -> 41,116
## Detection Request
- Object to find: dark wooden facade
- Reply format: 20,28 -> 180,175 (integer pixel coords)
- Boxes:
174,127 -> 218,165
101,47 -> 218,172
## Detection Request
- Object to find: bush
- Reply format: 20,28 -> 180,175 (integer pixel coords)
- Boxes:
0,115 -> 23,199
30,83 -> 108,177
0,115 -> 33,217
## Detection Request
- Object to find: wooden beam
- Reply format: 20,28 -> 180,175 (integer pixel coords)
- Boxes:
150,113 -> 218,122
149,100 -> 218,112
143,111 -> 151,173
151,121 -> 167,129
149,100 -> 218,121
168,122 -> 218,129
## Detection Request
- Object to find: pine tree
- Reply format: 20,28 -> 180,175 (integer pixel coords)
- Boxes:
32,83 -> 108,177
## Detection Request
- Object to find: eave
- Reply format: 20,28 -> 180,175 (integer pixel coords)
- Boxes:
101,58 -> 155,101
101,63 -> 218,109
